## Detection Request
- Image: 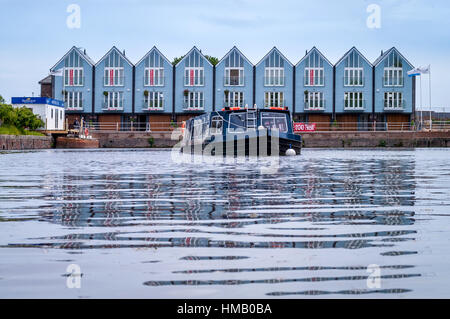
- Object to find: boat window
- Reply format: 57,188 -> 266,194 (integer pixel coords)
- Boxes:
260,112 -> 288,132
228,113 -> 247,132
210,116 -> 223,134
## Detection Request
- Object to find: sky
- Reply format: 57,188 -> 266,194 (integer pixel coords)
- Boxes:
1,0 -> 449,110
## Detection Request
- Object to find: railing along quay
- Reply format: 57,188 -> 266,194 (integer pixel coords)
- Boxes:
70,120 -> 450,133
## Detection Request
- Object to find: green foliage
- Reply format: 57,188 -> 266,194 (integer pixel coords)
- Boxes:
147,137 -> 155,147
0,94 -> 5,104
378,139 -> 386,147
0,103 -> 45,131
172,55 -> 185,65
204,55 -> 219,66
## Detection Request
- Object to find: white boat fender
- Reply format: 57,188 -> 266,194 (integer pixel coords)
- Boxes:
286,144 -> 296,156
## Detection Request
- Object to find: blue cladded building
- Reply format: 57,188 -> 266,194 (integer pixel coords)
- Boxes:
42,46 -> 416,128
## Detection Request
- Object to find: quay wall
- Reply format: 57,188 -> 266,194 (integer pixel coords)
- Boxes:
89,131 -> 450,149
90,131 -> 179,148
301,131 -> 450,148
0,134 -> 52,150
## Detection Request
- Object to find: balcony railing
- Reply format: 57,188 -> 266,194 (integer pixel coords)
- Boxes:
102,101 -> 124,111
103,76 -> 125,86
343,77 -> 364,86
304,77 -> 325,86
183,100 -> 205,111
384,100 -> 405,111
264,77 -> 285,86
344,100 -> 365,111
184,76 -> 205,86
224,76 -> 244,86
142,99 -> 164,111
264,100 -> 286,108
64,77 -> 85,87
144,76 -> 165,86
304,100 -> 326,111
382,77 -> 404,87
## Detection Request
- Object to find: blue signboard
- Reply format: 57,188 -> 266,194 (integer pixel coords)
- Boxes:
11,97 -> 65,108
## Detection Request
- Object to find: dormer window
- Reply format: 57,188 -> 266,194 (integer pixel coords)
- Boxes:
383,51 -> 404,87
304,51 -> 324,86
63,50 -> 84,86
144,50 -> 165,86
184,50 -> 205,86
64,68 -> 84,86
343,50 -> 364,86
104,67 -> 124,86
224,50 -> 244,86
264,50 -> 285,86
103,50 -> 125,86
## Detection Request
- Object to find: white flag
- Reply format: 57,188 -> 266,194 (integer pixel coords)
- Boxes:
408,65 -> 430,77
50,68 -> 63,76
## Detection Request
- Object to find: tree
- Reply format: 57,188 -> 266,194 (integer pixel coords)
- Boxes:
0,104 -> 44,130
204,55 -> 219,66
172,55 -> 185,66
0,94 -> 5,104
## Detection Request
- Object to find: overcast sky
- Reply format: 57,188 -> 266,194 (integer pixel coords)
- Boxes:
1,0 -> 449,110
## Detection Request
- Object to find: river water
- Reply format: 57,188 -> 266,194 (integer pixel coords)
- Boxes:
0,148 -> 449,298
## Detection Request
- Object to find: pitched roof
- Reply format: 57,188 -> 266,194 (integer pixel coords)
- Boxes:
373,47 -> 414,68
95,46 -> 134,67
334,46 -> 372,67
50,46 -> 95,71
217,46 -> 253,66
255,47 -> 293,67
135,46 -> 172,67
295,46 -> 333,67
39,75 -> 52,84
174,46 -> 214,67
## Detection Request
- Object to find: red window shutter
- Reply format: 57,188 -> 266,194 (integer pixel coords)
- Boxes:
310,69 -> 314,85
110,69 -> 114,85
150,69 -> 154,86
190,69 -> 194,86
69,69 -> 74,85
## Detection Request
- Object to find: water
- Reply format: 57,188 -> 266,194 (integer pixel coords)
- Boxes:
0,148 -> 449,298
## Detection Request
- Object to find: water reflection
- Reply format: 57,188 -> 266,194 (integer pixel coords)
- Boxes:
2,149 -> 445,298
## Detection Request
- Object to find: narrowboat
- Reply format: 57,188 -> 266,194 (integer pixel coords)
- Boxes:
180,106 -> 301,156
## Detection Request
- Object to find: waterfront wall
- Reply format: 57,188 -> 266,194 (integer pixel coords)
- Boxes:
301,131 -> 450,148
90,131 -> 449,149
0,134 -> 52,150
90,131 -> 179,148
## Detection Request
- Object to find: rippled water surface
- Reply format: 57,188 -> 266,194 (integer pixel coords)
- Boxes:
1,148 -> 450,298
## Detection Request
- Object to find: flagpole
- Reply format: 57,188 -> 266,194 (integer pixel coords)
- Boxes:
420,74 -> 422,129
429,65 -> 432,130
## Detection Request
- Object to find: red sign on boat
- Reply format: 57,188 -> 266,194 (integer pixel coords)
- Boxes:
293,122 -> 316,132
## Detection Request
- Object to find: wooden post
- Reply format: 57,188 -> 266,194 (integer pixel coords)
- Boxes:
116,122 -> 119,131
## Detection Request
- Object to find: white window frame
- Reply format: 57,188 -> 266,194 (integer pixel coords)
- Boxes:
384,92 -> 404,109
144,92 -> 164,110
224,91 -> 244,108
304,67 -> 324,86
103,92 -> 124,110
264,67 -> 284,86
344,67 -> 364,86
304,91 -> 325,110
104,67 -> 124,86
64,67 -> 84,86
184,67 -> 204,86
144,67 -> 164,86
184,91 -> 204,110
224,67 -> 244,86
64,91 -> 83,110
383,67 -> 403,87
344,92 -> 364,110
264,91 -> 284,108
